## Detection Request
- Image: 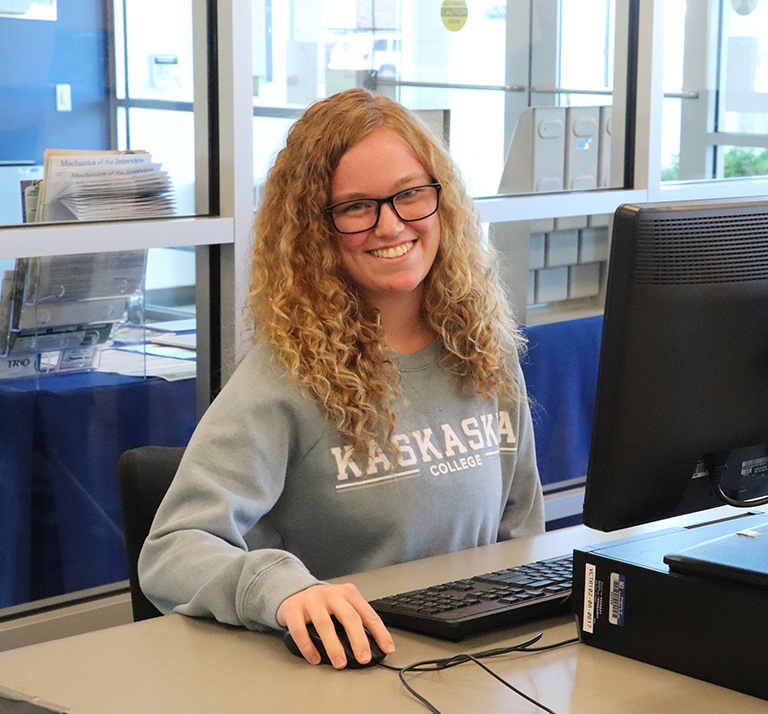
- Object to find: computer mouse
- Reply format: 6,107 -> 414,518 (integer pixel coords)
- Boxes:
282,617 -> 386,669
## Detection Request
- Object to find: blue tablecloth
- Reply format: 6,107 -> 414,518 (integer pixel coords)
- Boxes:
0,372 -> 196,608
520,315 -> 603,490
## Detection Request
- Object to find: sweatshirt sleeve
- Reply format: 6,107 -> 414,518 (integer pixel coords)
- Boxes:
138,347 -> 323,632
497,357 -> 546,539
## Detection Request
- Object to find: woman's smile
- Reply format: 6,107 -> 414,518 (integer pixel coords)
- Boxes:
368,239 -> 417,259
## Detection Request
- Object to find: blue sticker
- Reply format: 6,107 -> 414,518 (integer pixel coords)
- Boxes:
608,572 -> 626,626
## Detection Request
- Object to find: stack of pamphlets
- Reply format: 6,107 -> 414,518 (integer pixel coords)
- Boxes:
0,148 -> 174,378
28,149 -> 175,222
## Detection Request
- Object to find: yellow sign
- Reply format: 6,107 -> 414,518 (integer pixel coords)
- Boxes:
441,0 -> 468,32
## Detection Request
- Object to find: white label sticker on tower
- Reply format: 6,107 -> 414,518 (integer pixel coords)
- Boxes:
583,563 -> 597,633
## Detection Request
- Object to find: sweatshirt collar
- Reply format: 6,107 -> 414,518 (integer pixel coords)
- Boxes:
395,340 -> 443,372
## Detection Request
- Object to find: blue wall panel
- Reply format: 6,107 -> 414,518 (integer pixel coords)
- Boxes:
0,1 -> 110,163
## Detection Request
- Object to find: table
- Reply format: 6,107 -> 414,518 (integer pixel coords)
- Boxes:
0,372 -> 196,608
0,508 -> 765,714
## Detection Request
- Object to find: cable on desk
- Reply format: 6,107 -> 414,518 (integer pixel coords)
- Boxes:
377,632 -> 578,714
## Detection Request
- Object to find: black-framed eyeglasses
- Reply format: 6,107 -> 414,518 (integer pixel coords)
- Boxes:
325,183 -> 442,235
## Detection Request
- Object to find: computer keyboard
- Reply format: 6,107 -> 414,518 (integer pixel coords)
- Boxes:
370,554 -> 573,640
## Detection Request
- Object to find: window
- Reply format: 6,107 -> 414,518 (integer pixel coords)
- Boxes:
664,0 -> 768,182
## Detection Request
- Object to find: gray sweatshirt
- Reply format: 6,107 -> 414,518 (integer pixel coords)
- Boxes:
138,340 -> 544,631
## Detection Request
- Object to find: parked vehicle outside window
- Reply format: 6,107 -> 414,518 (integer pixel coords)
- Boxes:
328,32 -> 401,77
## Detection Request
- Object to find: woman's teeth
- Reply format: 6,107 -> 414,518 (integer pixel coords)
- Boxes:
369,240 -> 415,259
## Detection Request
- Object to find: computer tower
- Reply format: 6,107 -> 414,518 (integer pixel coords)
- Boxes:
572,512 -> 768,701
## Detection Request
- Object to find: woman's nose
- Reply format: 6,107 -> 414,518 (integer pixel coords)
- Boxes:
375,201 -> 404,237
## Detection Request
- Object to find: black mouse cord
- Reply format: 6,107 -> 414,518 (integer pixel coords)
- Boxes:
376,632 -> 578,714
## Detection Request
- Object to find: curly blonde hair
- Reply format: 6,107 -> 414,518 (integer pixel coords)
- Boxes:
248,88 -> 524,453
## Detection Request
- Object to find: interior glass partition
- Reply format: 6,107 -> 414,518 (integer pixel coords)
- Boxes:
252,0 -> 621,200
0,1 -> 209,615
0,247 -> 198,611
247,0 -> 626,535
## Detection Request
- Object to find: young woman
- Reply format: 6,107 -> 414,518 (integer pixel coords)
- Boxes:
139,88 -> 544,669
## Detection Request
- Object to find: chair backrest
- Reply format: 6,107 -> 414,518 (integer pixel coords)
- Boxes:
118,445 -> 185,621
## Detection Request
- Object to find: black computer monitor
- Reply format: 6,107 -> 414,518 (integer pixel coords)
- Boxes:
582,198 -> 768,531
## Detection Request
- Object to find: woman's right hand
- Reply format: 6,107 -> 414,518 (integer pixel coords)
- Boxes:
276,582 -> 396,669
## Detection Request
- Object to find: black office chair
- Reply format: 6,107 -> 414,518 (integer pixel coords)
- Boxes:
118,445 -> 185,621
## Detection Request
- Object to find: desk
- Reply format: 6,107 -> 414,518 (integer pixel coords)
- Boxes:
0,509 -> 765,714
0,372 -> 196,608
